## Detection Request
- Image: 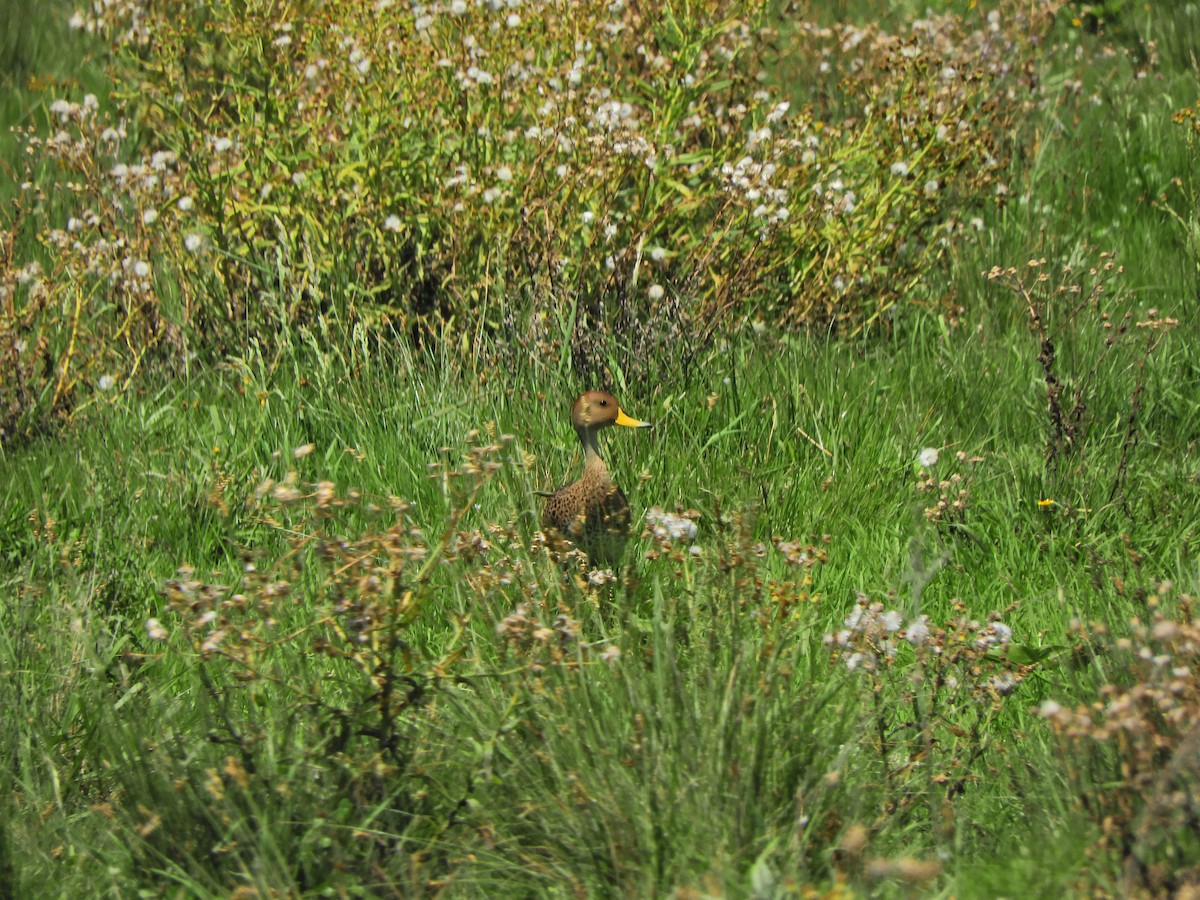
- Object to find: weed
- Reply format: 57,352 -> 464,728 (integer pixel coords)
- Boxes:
1040,588 -> 1200,894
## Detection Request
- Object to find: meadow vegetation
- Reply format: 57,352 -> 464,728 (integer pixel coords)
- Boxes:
1,0 -> 1199,896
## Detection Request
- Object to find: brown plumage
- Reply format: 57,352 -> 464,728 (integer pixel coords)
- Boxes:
541,391 -> 652,567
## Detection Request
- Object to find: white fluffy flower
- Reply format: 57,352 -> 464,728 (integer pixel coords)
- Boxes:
905,615 -> 930,646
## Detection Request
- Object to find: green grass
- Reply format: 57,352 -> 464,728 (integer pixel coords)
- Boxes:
0,0 -> 108,189
2,1 -> 1200,897
3,308 -> 1197,894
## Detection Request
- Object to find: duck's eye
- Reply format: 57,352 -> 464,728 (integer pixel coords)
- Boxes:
598,398 -> 608,406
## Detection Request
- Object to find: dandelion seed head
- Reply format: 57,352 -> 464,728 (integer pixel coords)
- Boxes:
765,100 -> 790,123
1038,699 -> 1062,718
905,615 -> 930,645
645,507 -> 698,541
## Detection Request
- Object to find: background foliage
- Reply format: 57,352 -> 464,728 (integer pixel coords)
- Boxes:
2,0 -> 1200,896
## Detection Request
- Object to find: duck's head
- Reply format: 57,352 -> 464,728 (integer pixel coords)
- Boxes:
571,391 -> 652,433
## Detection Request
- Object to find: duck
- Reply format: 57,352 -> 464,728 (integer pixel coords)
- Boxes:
541,391 -> 652,567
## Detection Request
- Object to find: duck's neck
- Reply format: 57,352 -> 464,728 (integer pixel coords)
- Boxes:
576,425 -> 609,476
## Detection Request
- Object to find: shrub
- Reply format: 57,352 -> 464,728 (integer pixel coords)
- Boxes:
2,0 -> 1058,439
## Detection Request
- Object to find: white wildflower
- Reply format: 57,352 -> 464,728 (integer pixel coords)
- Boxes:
644,507 -> 698,541
1038,699 -> 1062,718
765,101 -> 790,123
988,672 -> 1019,696
588,568 -> 616,586
905,615 -> 930,645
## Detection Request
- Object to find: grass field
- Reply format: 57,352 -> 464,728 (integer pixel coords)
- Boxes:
2,0 -> 1200,896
